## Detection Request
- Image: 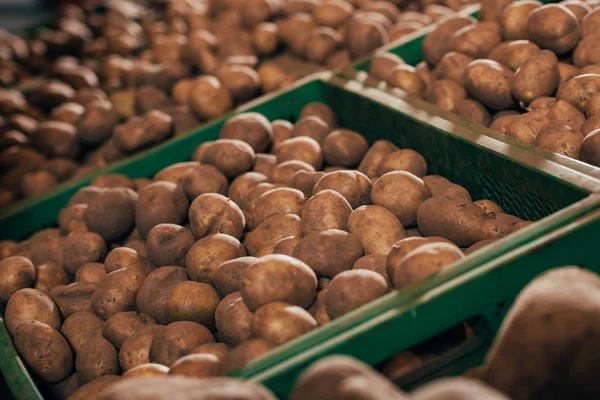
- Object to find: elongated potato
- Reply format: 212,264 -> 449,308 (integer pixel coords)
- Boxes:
136,266 -> 188,324
300,189 -> 352,236
465,60 -> 516,110
244,214 -> 302,257
347,206 -> 406,255
511,50 -> 559,104
91,268 -> 147,320
5,288 -> 61,335
325,270 -> 389,319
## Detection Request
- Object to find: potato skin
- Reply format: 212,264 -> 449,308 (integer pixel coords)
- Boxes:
146,224 -> 195,268
62,232 -> 107,275
76,337 -> 120,385
527,4 -> 581,55
168,353 -> 221,379
465,60 -> 515,110
449,21 -> 502,60
488,40 -> 541,72
501,1 -> 541,41
118,325 -> 165,371
91,268 -> 147,320
0,256 -> 35,303
84,188 -> 137,243
557,74 -> 600,113
60,312 -> 104,354
220,112 -> 273,153
433,52 -> 473,85
135,181 -> 189,239
325,270 -> 388,320
121,363 -> 168,379
274,136 -> 323,170
534,121 -> 583,159
228,172 -> 268,209
313,170 -> 371,209
186,234 -> 247,284
252,188 -> 306,227
68,375 -> 120,400
104,247 -> 148,274
423,79 -> 467,112
511,50 -> 559,104
422,16 -> 474,66
200,139 -> 256,178
14,320 -> 73,383
149,321 -> 215,366
301,189 -> 352,236
215,292 -> 253,346
35,262 -> 69,293
102,311 -> 157,349
244,214 -> 302,257
188,193 -> 245,240
386,237 -> 454,282
505,112 -> 550,145
347,206 -> 406,255
5,288 -> 62,335
241,254 -> 317,311
358,140 -> 398,178
221,339 -> 275,374
251,302 -> 317,345
165,281 -> 221,328
52,282 -> 97,319
581,129 -> 600,166
136,266 -> 188,324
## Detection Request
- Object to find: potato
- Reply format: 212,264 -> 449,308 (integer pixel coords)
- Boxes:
60,312 -> 104,354
371,171 -> 431,227
0,256 -> 36,303
76,337 -> 120,385
113,111 -> 173,153
271,120 -> 294,149
35,262 -> 69,294
300,189 -> 352,236
228,173 -> 268,210
4,287 -> 60,338
581,129 -> 600,166
557,63 -> 580,87
250,302 -> 317,345
369,52 -> 403,82
14,320 -> 73,383
189,76 -> 233,120
391,242 -> 464,289
216,65 -> 261,103
121,363 -> 168,379
453,99 -> 491,127
244,214 -> 302,257
291,116 -> 331,144
168,353 -> 221,378
215,291 -> 253,346
464,238 -> 499,255
90,174 -> 133,190
532,98 -> 586,130
252,22 -> 279,55
423,79 -> 467,112
75,263 -> 107,284
313,0 -> 354,28
84,188 -> 137,243
188,193 -> 245,240
118,325 -> 165,371
154,162 -> 199,184
573,33 -> 600,68
52,282 -> 96,318
104,247 -> 148,274
51,372 -> 79,400
527,4 -> 581,54
144,224 -> 194,268
271,160 -> 315,186
347,205 -> 406,255
556,73 -> 600,113
582,7 -> 600,37
485,268 -> 600,399
30,121 -> 79,158
274,137 -> 323,170
586,95 -> 600,118
272,236 -> 301,257
346,19 -> 388,59
465,60 -> 515,110
150,321 -> 215,366
357,140 -> 398,178
449,21 -> 502,59
490,112 -> 520,134
0,241 -> 17,261
412,377 -> 510,400
320,129 -> 368,168
474,200 -> 505,214
352,254 -> 390,287
511,50 -> 559,104
417,197 -> 511,247
299,102 -> 337,129
499,1 -> 540,41
505,111 -> 550,145
102,311 -> 157,349
178,164 -> 228,201
325,270 -> 388,320
220,113 -> 273,153
199,139 -> 256,178
257,63 -> 293,93
307,289 -> 331,326
433,52 -> 473,85
135,181 -> 189,239
213,257 -> 257,298
68,375 -> 120,400
313,170 -> 371,209
422,16 -> 474,66
534,121 -> 583,158
479,0 -> 513,22
186,233 -> 246,285
165,281 -> 221,328
50,102 -> 84,125
21,170 -> 57,198
241,254 -> 317,311
191,342 -> 230,361
91,267 -> 147,320
305,27 -> 341,63
252,187 -> 306,227
582,116 -> 600,137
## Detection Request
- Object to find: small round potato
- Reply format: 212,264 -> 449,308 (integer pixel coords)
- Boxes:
274,137 -> 323,169
465,60 -> 516,110
0,256 -> 36,303
387,64 -> 426,97
325,270 -> 388,319
35,262 -> 69,294
220,113 -> 273,153
104,247 -> 148,274
5,288 -> 61,335
189,76 -> 233,120
228,172 -> 269,209
179,164 -> 229,201
386,237 -> 455,282
241,254 -> 317,311
313,0 -> 354,28
358,140 -> 399,178
250,302 -> 318,345
347,205 -> 407,255
453,99 -> 492,127
165,281 -> 221,328
102,311 -> 157,349
216,65 -> 261,103
301,189 -> 352,236
556,74 -> 600,113
60,311 -> 104,354
293,229 -> 364,278
200,139 -> 257,178
168,353 -> 221,378
14,320 -> 73,383
534,121 -> 583,159
52,282 -> 96,319
423,79 -> 467,112
352,254 -> 390,287
76,337 -> 120,384
62,232 -> 107,275
308,290 -> 331,326
215,292 -> 253,346
449,21 -> 502,59
188,193 -> 245,240
186,234 -> 247,284
433,52 -> 473,85
91,267 -> 147,320
391,242 -> 464,289
271,120 -> 294,149
376,149 -> 427,178
488,40 -> 541,72
505,111 -> 550,145
369,52 -> 404,82
305,27 -> 342,64
321,129 -> 368,168
244,214 -> 302,257
118,325 -> 165,371
252,187 -> 306,227
136,266 -> 188,324
299,102 -> 337,129
527,4 -> 581,54
500,1 -> 542,40
291,116 -> 331,144
84,188 -> 137,242
154,162 -> 199,184
214,257 -> 258,297
313,170 -> 371,209
252,22 -> 279,56
271,160 -> 315,186
422,16 -> 474,66
135,181 -> 189,239
146,224 -> 195,268
149,321 -> 215,367
581,129 -> 600,166
221,339 -> 275,374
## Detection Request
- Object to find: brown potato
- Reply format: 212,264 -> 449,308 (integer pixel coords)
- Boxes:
347,205 -> 406,255
274,136 -> 323,169
479,0 -> 513,22
69,375 -> 120,400
423,79 -> 467,112
113,111 -> 173,153
252,22 -> 279,55
305,27 -> 341,64
229,172 -> 269,209
121,363 -> 168,379
168,353 -> 221,378
179,164 -> 228,201
301,189 -> 352,236
422,16 -> 474,65
573,33 -> 600,67
213,257 -> 258,297
165,281 -> 221,328
257,63 -> 293,93
433,52 -> 473,85
91,267 -> 147,320
271,120 -> 294,149
221,339 -> 275,373
52,282 -> 96,319
527,4 -> 581,54
465,60 -> 515,110
308,289 -> 331,326
271,160 -> 315,186
582,116 -> 600,137
505,111 -> 550,145
291,116 -> 331,144
299,102 -> 337,129
199,139 -> 257,178
220,113 -> 273,153
582,7 -> 600,37
5,288 -> 61,335
531,98 -> 586,130
102,311 -> 157,349
135,266 -> 188,324
534,121 -> 583,159
358,140 -> 399,178
313,170 -> 371,209
35,262 -> 69,294
557,74 -> 600,113
14,320 -> 73,383
474,200 -> 505,214
453,99 -> 492,127
186,233 -> 247,284
325,270 -> 388,319
0,241 -> 17,261
241,254 -> 317,311
135,181 -> 189,239
449,21 -> 502,59
346,19 -> 388,59
60,312 -> 104,354
190,342 -> 230,361
118,325 -> 165,371
149,321 -> 214,367
0,256 -> 36,303
21,170 -> 58,198
464,238 -> 499,255
189,76 -> 233,120
490,112 -> 521,134
313,0 -> 354,28
146,224 -> 195,268
558,62 -> 580,87
30,121 -> 79,158
76,337 -> 120,385
251,302 -> 317,345
391,242 -> 464,288
154,162 -> 199,184
90,174 -> 133,190
376,149 -> 427,178
293,229 -> 363,278
252,187 -> 306,227
352,254 -> 390,287
84,188 -> 137,242
104,247 -> 148,274
369,52 -> 404,82
244,214 -> 302,257
188,193 -> 245,240
215,291 -> 253,346
586,95 -> 600,118
511,50 -> 559,104
216,65 -> 261,103
272,236 -> 301,257
321,129 -> 368,168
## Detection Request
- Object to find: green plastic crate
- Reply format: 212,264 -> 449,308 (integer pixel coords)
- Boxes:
248,202 -> 600,398
1,72 -> 599,400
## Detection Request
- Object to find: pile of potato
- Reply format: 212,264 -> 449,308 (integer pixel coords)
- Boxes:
0,102 -> 533,400
95,266 -> 600,399
370,0 -> 600,167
